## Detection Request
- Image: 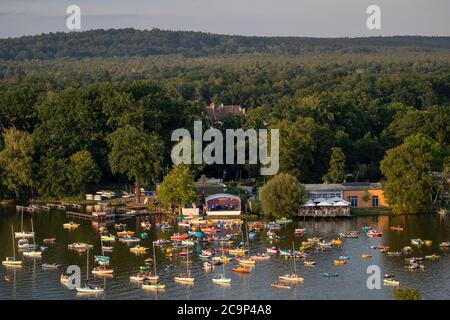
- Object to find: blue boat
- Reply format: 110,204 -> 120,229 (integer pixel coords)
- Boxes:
248,232 -> 256,239
338,255 -> 351,260
140,232 -> 148,239
188,231 -> 205,238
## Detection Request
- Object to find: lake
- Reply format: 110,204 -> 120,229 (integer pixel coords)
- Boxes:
0,205 -> 449,300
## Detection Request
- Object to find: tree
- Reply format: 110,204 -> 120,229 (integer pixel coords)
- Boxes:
67,150 -> 101,194
380,134 -> 444,214
260,173 -> 306,218
323,147 -> 346,183
0,128 -> 34,198
37,156 -> 70,198
157,165 -> 197,214
107,125 -> 164,203
393,287 -> 421,300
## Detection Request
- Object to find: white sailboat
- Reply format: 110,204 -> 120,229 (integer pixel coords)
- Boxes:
279,242 -> 304,283
15,208 -> 35,238
76,248 -> 104,294
142,243 -> 165,290
2,226 -> 23,267
175,244 -> 194,283
22,218 -> 42,257
212,241 -> 231,284
237,223 -> 255,266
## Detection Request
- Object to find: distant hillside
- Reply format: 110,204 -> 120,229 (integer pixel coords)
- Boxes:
1,28 -> 450,60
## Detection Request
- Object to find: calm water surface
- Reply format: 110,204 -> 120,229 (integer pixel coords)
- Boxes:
0,206 -> 449,300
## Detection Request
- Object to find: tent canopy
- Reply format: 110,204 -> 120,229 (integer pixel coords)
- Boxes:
317,201 -> 332,206
333,201 -> 349,206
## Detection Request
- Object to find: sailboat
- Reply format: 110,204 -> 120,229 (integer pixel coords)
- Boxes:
279,242 -> 304,283
92,242 -> 113,275
174,244 -> 194,283
2,226 -> 23,267
76,248 -> 104,294
142,243 -> 165,289
15,208 -> 34,238
237,223 -> 255,266
22,218 -> 42,257
212,241 -> 231,284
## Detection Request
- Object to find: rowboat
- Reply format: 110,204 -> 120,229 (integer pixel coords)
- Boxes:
42,263 -> 61,269
323,272 -> 339,278
390,226 -> 403,231
271,280 -> 291,289
361,254 -> 372,259
383,279 -> 400,286
232,266 -> 251,273
63,222 -> 80,229
130,245 -> 148,253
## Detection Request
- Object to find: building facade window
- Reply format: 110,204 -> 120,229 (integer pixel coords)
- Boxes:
348,196 -> 358,207
372,196 -> 379,207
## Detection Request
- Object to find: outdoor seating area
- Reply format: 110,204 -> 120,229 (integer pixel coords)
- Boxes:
298,198 -> 350,217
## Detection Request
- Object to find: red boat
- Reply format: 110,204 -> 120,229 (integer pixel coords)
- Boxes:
390,226 -> 404,231
171,233 -> 189,241
367,230 -> 383,237
202,228 -> 218,235
266,246 -> 279,254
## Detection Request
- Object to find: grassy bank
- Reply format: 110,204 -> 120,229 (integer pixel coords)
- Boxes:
351,207 -> 393,216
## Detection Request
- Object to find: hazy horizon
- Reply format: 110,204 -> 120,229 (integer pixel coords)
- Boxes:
1,0 -> 450,39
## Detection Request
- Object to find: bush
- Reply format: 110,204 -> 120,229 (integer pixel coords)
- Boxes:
393,287 -> 421,300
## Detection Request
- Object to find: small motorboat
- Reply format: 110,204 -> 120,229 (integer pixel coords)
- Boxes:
250,253 -> 271,261
367,230 -> 382,237
361,254 -> 372,259
212,274 -> 231,284
383,279 -> 400,286
424,240 -> 433,246
411,238 -> 423,246
271,280 -> 291,289
384,273 -> 396,279
279,273 -> 304,283
304,260 -> 316,266
334,259 -> 347,265
43,238 -> 57,244
142,280 -> 165,290
119,236 -> 141,243
63,222 -> 80,230
42,263 -> 61,269
92,266 -> 114,275
266,247 -> 279,254
228,248 -> 247,256
236,257 -> 256,265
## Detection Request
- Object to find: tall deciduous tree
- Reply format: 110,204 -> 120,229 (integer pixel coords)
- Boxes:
380,134 -> 444,214
323,147 -> 346,183
0,128 -> 34,198
260,173 -> 306,218
68,150 -> 101,194
107,125 -> 164,203
157,165 -> 197,214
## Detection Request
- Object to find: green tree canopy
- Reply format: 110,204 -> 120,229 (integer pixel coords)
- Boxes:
107,125 -> 164,202
260,172 -> 306,218
380,134 -> 445,214
323,147 -> 346,183
0,128 -> 34,198
157,165 -> 197,214
67,150 -> 101,194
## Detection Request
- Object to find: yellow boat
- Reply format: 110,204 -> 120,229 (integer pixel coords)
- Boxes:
361,254 -> 372,259
424,240 -> 433,246
130,246 -> 148,253
334,259 -> 347,265
228,248 -> 247,256
331,239 -> 343,246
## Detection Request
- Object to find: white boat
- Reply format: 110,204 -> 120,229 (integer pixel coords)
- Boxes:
17,238 -> 30,249
22,219 -> 42,257
68,243 -> 94,250
142,281 -> 165,290
76,248 -> 104,294
2,227 -> 23,267
42,263 -> 61,269
278,242 -> 303,283
92,266 -> 114,275
63,221 -> 80,229
141,243 -> 164,288
212,241 -> 231,285
175,244 -> 194,284
15,208 -> 34,238
383,279 -> 400,286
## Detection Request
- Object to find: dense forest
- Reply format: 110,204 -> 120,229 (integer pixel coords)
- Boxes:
0,29 -> 449,212
2,28 -> 450,60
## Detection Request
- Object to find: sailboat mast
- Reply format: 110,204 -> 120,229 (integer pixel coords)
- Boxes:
21,208 -> 24,232
153,243 -> 157,276
31,218 -> 35,244
246,223 -> 250,257
11,226 -> 16,259
292,242 -> 296,274
86,248 -> 89,282
186,245 -> 189,276
221,241 -> 225,275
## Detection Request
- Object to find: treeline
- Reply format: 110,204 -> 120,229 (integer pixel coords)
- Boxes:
0,33 -> 449,211
2,28 -> 450,60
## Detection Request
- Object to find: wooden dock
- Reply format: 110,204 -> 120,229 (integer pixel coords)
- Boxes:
16,205 -> 50,213
66,211 -> 115,223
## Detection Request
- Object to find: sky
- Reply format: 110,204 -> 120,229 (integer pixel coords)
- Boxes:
1,0 -> 449,39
